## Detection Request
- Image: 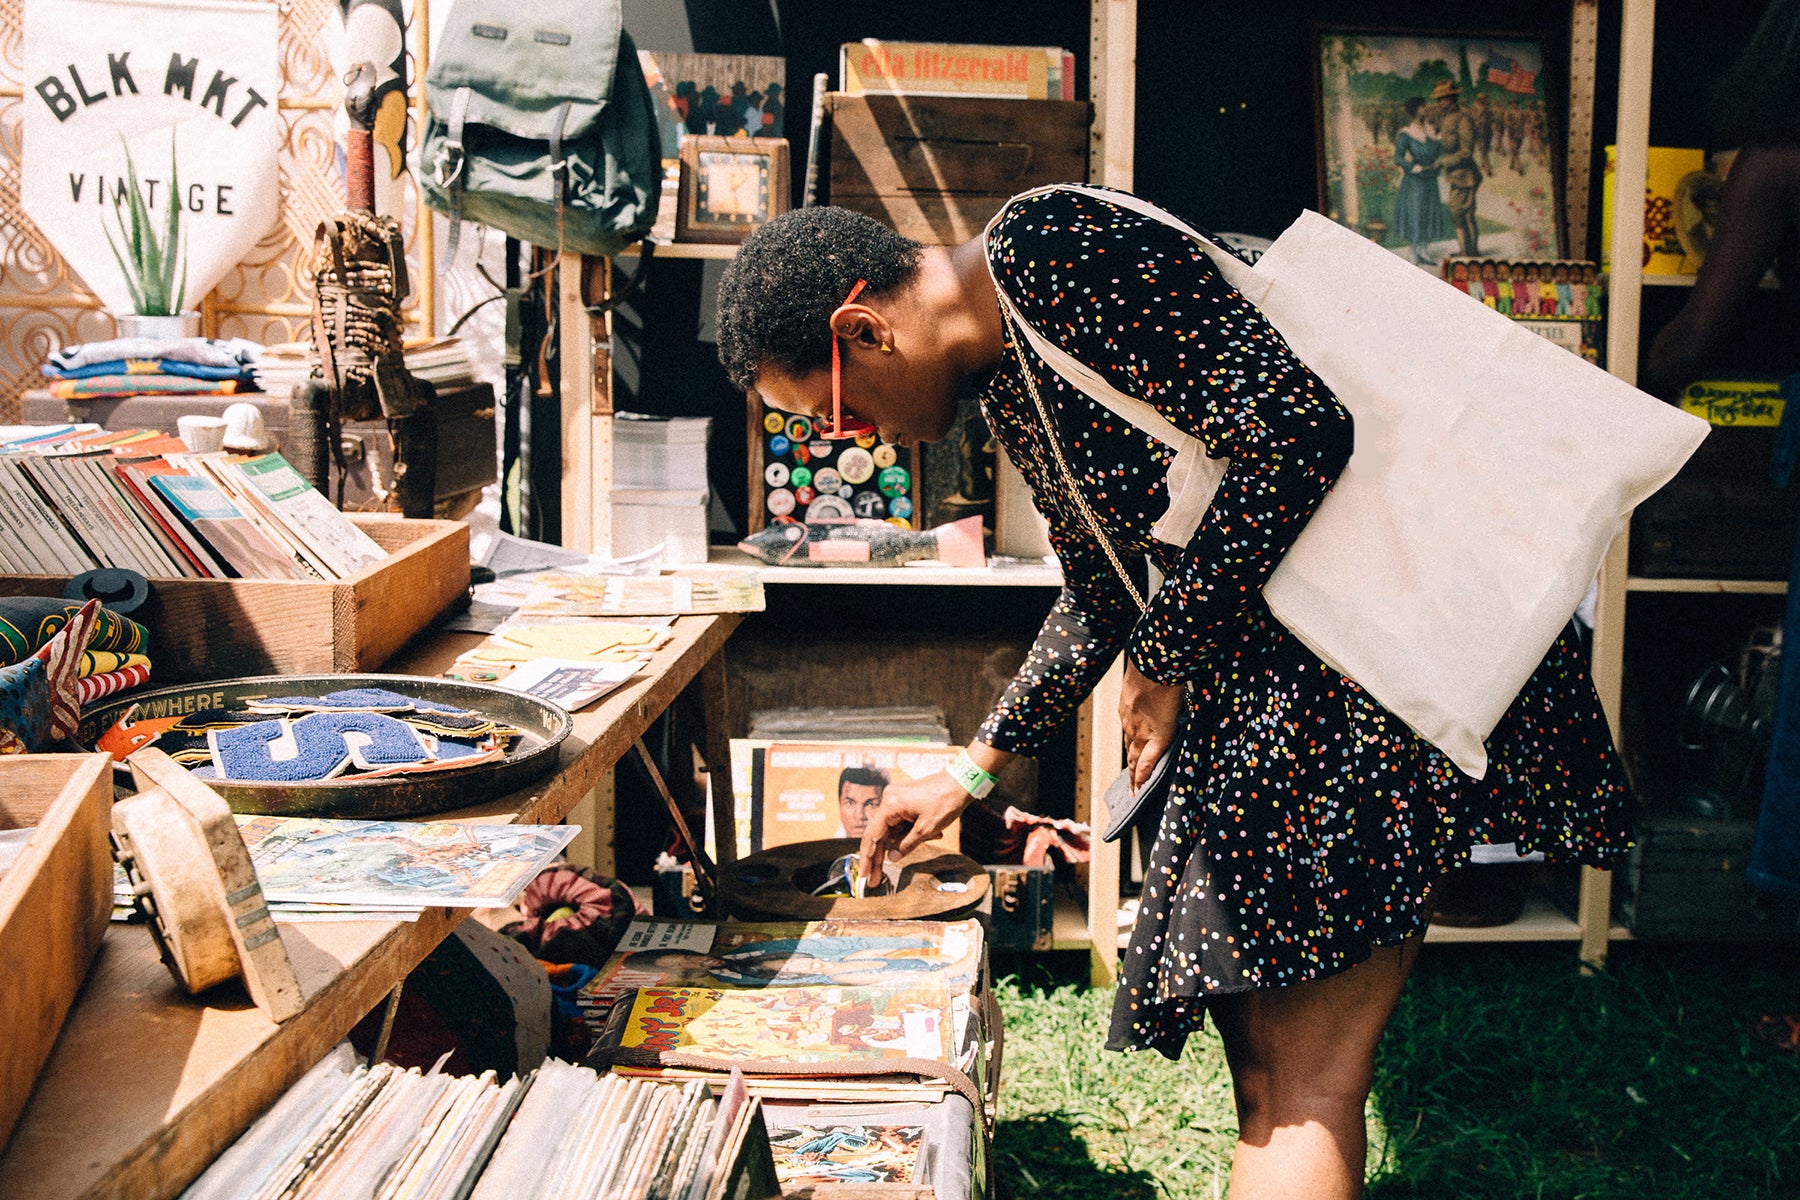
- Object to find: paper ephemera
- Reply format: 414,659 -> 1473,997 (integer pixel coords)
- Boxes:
235,815 -> 578,908
517,573 -> 765,617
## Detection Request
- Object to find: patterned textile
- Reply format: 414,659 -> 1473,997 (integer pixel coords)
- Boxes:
974,187 -> 1631,1057
0,597 -> 149,666
0,599 -> 100,751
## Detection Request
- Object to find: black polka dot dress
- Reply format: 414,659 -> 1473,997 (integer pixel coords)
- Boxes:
970,187 -> 1632,1060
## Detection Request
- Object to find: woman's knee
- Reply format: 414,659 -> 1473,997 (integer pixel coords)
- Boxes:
1226,1035 -> 1377,1133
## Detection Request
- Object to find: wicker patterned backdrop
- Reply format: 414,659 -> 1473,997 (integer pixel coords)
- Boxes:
0,0 -> 431,421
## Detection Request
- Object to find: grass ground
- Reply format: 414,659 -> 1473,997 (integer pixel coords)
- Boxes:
990,941 -> 1800,1199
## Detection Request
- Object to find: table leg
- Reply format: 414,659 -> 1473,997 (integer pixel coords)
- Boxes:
700,646 -> 736,888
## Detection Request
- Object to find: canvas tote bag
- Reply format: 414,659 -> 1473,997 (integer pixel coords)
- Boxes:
986,184 -> 1708,779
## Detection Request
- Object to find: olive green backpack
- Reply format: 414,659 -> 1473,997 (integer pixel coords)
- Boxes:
421,0 -> 661,260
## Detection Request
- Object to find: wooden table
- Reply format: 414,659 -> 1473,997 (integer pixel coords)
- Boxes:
0,612 -> 741,1200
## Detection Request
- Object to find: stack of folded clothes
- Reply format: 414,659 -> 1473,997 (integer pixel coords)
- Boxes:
41,336 -> 261,399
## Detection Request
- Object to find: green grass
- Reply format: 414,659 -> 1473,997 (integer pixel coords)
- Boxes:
991,943 -> 1800,1199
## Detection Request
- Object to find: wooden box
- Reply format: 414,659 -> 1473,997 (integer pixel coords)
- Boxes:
0,516 -> 469,683
0,753 -> 113,1150
825,93 -> 1091,244
1620,813 -> 1795,940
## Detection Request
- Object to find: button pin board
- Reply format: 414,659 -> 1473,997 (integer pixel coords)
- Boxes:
744,395 -> 919,535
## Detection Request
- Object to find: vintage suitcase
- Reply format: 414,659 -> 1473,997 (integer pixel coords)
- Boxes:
1630,380 -> 1800,580
824,93 -> 1091,245
1620,813 -> 1794,941
21,381 -> 498,510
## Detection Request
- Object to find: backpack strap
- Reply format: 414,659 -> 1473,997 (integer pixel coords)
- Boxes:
548,100 -> 572,259
440,85 -> 473,265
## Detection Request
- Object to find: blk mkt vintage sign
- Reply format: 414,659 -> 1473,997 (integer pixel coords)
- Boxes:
21,0 -> 281,316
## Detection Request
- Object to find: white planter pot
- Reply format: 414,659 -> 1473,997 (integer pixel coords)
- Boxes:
113,312 -> 202,340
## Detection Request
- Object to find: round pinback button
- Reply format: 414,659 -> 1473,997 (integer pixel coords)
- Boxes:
838,485 -> 854,498
785,415 -> 814,442
806,494 -> 855,521
888,495 -> 914,519
790,443 -> 811,465
852,490 -> 885,517
836,446 -> 874,484
854,431 -> 878,449
808,441 -> 834,459
764,462 -> 790,487
762,411 -> 785,434
790,465 -> 813,489
877,464 -> 910,498
872,443 -> 898,469
766,487 -> 795,517
768,433 -> 790,457
793,485 -> 816,506
886,516 -> 913,529
813,467 -> 843,494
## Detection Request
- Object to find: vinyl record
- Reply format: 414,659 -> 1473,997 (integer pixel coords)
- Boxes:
723,838 -> 988,920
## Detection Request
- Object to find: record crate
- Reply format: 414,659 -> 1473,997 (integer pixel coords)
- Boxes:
0,753 -> 113,1149
0,516 -> 469,683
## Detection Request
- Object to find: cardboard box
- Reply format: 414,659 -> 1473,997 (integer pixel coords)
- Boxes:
825,93 -> 1090,244
0,753 -> 113,1149
0,516 -> 470,683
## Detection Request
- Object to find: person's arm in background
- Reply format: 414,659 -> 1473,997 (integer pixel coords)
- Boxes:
1647,145 -> 1800,395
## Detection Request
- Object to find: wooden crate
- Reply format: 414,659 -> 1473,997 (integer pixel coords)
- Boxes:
0,516 -> 469,683
825,93 -> 1091,244
1621,813 -> 1795,940
0,753 -> 113,1150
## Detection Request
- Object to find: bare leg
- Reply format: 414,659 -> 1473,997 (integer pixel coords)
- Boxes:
1211,936 -> 1425,1200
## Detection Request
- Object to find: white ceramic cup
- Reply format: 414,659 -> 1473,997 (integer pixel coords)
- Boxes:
177,415 -> 227,453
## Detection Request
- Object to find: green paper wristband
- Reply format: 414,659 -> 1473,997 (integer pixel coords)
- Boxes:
950,748 -> 997,800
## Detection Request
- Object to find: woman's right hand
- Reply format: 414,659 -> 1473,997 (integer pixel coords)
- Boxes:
857,771 -> 976,885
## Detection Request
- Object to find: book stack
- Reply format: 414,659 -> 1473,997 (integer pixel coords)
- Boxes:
581,917 -> 991,1199
405,337 -> 479,391
612,413 -> 713,565
251,342 -> 314,398
183,1046 -> 776,1200
0,429 -> 388,581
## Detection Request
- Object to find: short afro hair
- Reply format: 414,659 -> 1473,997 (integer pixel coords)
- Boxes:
716,206 -> 924,392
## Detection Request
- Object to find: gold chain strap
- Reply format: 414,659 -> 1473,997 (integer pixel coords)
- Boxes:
1001,307 -> 1149,616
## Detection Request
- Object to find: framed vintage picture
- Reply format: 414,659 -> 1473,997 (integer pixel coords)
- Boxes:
675,135 -> 790,244
1313,27 -> 1564,267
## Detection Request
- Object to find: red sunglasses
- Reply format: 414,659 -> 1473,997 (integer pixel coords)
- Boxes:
827,279 -> 880,440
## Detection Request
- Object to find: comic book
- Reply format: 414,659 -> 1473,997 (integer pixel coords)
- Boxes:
575,918 -> 985,1027
599,982 -> 957,1068
761,1095 -> 978,1198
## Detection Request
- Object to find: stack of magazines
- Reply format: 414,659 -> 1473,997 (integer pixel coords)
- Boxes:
577,917 -> 991,1197
0,427 -> 386,580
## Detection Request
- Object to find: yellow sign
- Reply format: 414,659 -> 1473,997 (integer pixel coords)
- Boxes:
1679,379 -> 1784,427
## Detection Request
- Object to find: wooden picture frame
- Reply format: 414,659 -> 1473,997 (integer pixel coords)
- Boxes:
1312,26 -> 1565,267
675,135 -> 790,244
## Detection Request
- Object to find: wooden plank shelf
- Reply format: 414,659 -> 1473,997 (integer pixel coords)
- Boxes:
1625,576 -> 1787,594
